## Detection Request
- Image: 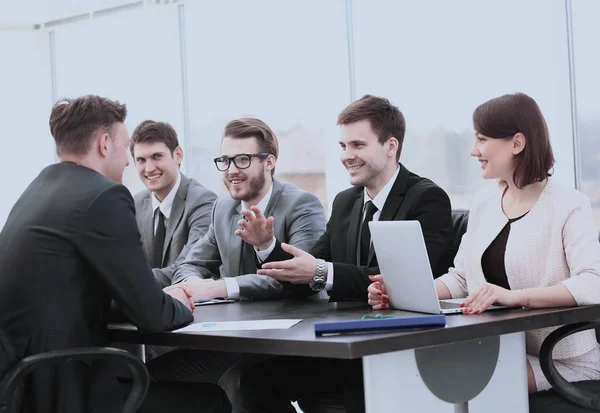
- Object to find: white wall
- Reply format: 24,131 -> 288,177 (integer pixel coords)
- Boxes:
0,31 -> 54,229
53,5 -> 186,196
0,0 -> 591,229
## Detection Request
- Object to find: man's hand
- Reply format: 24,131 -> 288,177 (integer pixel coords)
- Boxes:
257,243 -> 318,284
235,206 -> 275,250
183,277 -> 228,303
164,284 -> 195,312
461,282 -> 524,314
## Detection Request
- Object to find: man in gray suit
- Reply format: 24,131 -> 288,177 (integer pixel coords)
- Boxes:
147,118 -> 326,412
130,120 -> 217,284
170,117 -> 326,301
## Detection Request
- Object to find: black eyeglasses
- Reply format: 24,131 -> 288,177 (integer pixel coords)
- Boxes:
213,153 -> 272,172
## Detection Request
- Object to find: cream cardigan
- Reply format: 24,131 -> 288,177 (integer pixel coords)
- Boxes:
439,179 -> 600,359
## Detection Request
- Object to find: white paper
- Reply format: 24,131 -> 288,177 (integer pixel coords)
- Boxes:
174,319 -> 302,333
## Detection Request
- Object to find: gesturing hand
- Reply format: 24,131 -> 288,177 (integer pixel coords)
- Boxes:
235,206 -> 275,250
461,282 -> 523,314
164,284 -> 195,312
367,274 -> 389,310
257,243 -> 318,284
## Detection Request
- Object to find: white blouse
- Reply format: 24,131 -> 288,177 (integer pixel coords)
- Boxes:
439,179 -> 600,359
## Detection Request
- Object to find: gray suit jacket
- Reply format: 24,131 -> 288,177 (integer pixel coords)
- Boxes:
134,173 -> 217,287
172,179 -> 326,299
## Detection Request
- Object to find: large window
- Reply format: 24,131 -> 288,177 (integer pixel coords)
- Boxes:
0,31 -> 53,228
352,0 -> 574,209
53,6 -> 185,195
572,0 -> 600,228
184,0 -> 350,212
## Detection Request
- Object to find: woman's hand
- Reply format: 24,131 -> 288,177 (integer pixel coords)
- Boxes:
367,274 -> 389,310
461,282 -> 524,314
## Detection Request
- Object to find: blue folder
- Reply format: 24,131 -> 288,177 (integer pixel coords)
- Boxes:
314,314 -> 446,336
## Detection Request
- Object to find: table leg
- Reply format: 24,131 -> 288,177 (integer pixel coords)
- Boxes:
362,332 -> 527,413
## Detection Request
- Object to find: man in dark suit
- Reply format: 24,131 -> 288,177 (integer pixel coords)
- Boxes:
0,95 -> 220,413
147,118 -> 326,413
130,120 -> 217,286
240,95 -> 453,413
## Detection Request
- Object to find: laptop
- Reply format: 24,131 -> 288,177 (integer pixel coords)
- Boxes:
369,220 -> 505,315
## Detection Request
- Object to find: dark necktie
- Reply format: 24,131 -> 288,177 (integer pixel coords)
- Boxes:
360,201 -> 378,266
239,213 -> 258,274
153,210 -> 166,269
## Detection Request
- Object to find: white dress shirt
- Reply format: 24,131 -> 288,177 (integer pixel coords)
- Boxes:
151,172 -> 182,234
224,184 -> 274,299
325,166 -> 400,291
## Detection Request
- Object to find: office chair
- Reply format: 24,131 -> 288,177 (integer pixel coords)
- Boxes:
529,321 -> 600,412
0,346 -> 149,413
528,231 -> 600,413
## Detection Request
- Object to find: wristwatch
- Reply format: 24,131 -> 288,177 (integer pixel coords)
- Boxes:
309,259 -> 327,292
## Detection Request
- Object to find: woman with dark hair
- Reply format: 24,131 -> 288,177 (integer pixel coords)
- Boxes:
368,92 -> 600,392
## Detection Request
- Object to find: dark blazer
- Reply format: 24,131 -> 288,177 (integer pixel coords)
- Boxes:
0,162 -> 193,413
134,173 -> 217,286
311,163 -> 453,302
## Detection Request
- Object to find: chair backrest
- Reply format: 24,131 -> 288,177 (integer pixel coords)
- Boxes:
451,209 -> 470,256
0,329 -> 23,413
0,345 -> 149,413
432,209 -> 469,278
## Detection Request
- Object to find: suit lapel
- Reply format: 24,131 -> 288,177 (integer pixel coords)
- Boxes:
378,164 -> 409,222
264,179 -> 283,217
228,203 -> 244,276
368,164 -> 409,265
162,174 -> 189,261
139,197 -> 154,263
347,194 -> 364,266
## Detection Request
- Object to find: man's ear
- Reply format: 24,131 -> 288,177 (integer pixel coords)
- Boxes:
512,133 -> 526,155
266,154 -> 276,171
98,132 -> 110,157
173,146 -> 184,165
387,137 -> 399,157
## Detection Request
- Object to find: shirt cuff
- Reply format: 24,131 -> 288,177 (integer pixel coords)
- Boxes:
254,237 -> 277,263
223,277 -> 240,300
325,262 -> 334,292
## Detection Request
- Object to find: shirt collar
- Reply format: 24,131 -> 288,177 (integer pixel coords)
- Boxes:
242,183 -> 273,214
151,172 -> 182,219
363,165 -> 400,212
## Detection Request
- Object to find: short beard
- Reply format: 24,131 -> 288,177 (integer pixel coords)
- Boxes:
245,171 -> 266,203
227,171 -> 266,203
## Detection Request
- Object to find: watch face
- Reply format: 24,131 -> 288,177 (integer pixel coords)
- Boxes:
309,278 -> 326,292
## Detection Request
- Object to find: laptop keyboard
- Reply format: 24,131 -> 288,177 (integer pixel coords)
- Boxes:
439,301 -> 462,310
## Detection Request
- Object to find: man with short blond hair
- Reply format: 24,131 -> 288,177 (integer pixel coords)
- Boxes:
148,117 -> 326,413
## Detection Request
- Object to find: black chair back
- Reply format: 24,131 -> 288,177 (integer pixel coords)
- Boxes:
0,346 -> 149,413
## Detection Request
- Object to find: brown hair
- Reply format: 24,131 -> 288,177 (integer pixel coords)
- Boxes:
337,94 -> 406,161
473,93 -> 555,189
49,95 -> 127,157
223,118 -> 279,176
130,120 -> 180,157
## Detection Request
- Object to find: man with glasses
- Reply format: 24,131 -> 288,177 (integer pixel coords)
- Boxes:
146,117 -> 326,412
169,117 -> 326,301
